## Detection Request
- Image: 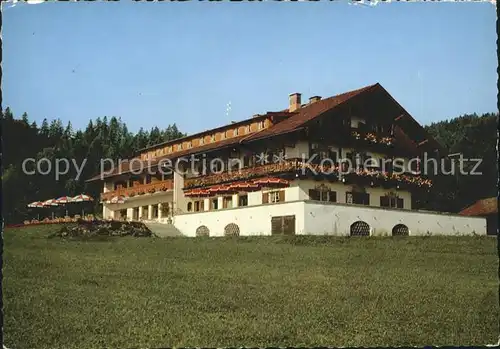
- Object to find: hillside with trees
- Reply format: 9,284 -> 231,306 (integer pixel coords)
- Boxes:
1,108 -> 497,224
1,107 -> 185,224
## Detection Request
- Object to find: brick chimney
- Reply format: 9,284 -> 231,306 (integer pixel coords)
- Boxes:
309,96 -> 321,104
289,93 -> 302,112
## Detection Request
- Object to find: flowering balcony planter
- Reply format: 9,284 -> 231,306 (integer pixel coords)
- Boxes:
350,131 -> 394,147
184,160 -> 302,189
343,169 -> 432,189
101,179 -> 173,201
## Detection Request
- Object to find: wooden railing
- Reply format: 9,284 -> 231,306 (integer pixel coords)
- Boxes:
184,160 -> 302,189
101,179 -> 174,201
184,159 -> 432,190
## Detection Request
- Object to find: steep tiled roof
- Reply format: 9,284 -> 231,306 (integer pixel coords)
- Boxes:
459,197 -> 498,216
243,84 -> 377,142
87,135 -> 249,182
87,82 -> 443,182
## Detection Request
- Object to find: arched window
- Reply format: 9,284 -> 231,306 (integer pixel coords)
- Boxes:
196,225 -> 210,237
392,224 -> 409,236
187,202 -> 193,212
224,223 -> 240,237
350,221 -> 370,236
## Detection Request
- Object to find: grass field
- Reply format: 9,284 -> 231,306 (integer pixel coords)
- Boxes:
3,225 -> 498,348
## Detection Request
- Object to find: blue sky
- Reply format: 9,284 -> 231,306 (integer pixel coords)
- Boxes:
3,1 -> 497,135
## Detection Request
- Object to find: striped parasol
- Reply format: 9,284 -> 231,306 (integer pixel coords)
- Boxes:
27,201 -> 45,220
55,196 -> 74,216
55,196 -> 73,204
42,199 -> 59,219
71,194 -> 94,202
27,201 -> 45,208
70,194 -> 94,217
43,199 -> 59,207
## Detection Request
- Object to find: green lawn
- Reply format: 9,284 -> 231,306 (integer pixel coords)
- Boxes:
3,225 -> 498,348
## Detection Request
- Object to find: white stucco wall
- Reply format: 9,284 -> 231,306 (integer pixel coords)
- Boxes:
172,200 -> 486,237
294,179 -> 412,209
302,201 -> 485,236
174,201 -> 306,237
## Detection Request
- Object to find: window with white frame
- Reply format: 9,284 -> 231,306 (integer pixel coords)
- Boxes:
270,191 -> 280,203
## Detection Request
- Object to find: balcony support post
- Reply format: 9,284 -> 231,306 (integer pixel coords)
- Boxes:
127,208 -> 134,221
148,205 -> 153,220
158,203 -> 163,219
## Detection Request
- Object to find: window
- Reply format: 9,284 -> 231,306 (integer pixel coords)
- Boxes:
246,125 -> 250,134
346,192 -> 370,205
145,175 -> 152,184
194,201 -> 200,212
211,135 -> 216,142
270,191 -> 280,203
178,144 -> 183,151
243,156 -> 250,168
211,198 -> 218,210
223,196 -> 233,209
380,196 -> 404,209
200,137 -> 204,145
328,150 -> 338,164
211,160 -> 223,173
263,190 -> 285,204
309,189 -> 336,202
187,141 -> 192,149
221,132 -> 226,140
234,128 -> 239,136
258,121 -> 264,130
238,195 -> 248,207
187,202 -> 193,212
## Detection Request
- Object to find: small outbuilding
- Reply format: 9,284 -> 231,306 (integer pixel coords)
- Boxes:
459,197 -> 498,235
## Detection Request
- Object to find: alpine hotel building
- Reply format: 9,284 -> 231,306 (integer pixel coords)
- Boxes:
88,83 -> 486,237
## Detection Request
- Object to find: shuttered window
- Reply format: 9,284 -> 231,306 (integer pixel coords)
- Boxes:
309,189 -> 320,201
380,196 -> 404,209
347,192 -> 370,205
238,195 -> 248,207
329,190 -> 337,202
397,198 -> 404,209
262,192 -> 269,204
380,196 -> 390,207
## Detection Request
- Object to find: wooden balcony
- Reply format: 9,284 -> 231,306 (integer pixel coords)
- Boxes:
184,158 -> 432,191
101,179 -> 174,201
184,160 -> 302,189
